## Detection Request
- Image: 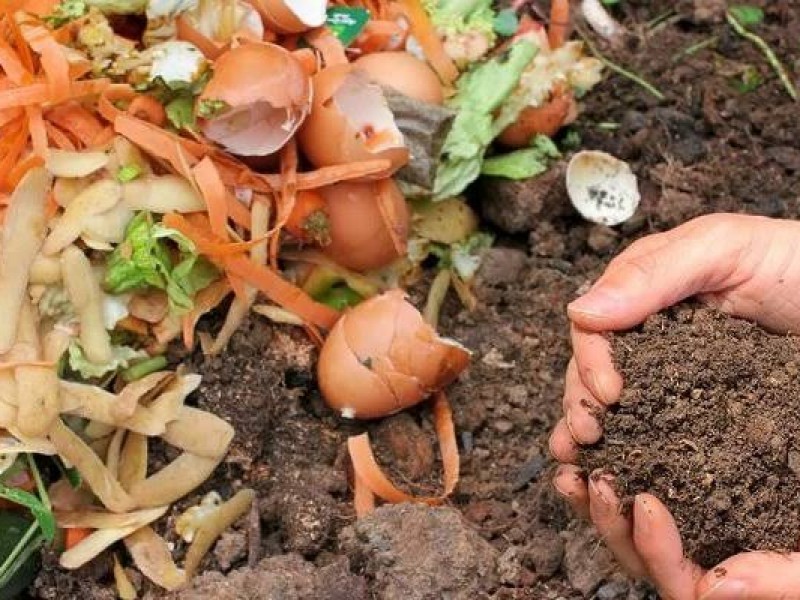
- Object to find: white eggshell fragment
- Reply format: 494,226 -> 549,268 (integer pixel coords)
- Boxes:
566,150 -> 640,226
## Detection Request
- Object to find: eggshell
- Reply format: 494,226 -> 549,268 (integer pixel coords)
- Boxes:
297,64 -> 408,172
354,51 -> 444,105
317,290 -> 471,419
566,150 -> 640,226
318,178 -> 409,272
251,0 -> 326,34
198,43 -> 311,156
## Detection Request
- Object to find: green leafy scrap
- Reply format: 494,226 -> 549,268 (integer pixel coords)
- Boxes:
44,0 -> 87,28
480,135 -> 561,180
728,4 -> 764,27
492,8 -> 518,37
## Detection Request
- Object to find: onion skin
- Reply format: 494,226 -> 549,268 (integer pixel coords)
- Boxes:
498,89 -> 577,148
318,290 -> 470,419
318,179 -> 409,272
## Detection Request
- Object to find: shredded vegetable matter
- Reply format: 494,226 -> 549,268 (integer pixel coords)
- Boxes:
0,0 -> 602,593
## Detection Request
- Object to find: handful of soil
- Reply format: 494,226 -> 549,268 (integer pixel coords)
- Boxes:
581,305 -> 800,568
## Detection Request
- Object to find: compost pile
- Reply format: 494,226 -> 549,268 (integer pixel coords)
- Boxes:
582,305 -> 800,568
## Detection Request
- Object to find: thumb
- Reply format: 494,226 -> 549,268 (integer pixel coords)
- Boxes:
568,222 -> 745,331
697,552 -> 800,599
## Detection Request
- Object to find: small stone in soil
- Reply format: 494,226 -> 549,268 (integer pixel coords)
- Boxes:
581,306 -> 800,568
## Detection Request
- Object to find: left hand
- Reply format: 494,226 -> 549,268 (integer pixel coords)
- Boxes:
553,477 -> 800,599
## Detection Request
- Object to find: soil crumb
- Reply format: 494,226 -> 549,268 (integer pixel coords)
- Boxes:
582,306 -> 800,568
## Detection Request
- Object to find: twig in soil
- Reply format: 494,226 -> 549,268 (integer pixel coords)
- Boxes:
725,11 -> 798,101
646,10 -> 676,30
672,37 -> 719,63
576,26 -> 665,101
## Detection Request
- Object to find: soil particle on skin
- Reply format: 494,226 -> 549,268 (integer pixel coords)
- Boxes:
170,554 -> 368,600
339,503 -> 498,600
582,306 -> 800,568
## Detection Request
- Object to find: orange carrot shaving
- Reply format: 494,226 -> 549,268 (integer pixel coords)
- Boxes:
64,527 -> 93,550
548,0 -> 570,49
226,193 -> 252,231
21,0 -> 59,17
0,119 -> 29,192
270,139 -> 298,267
223,254 -> 340,329
352,472 -> 376,518
0,37 -> 30,85
227,273 -> 248,303
375,178 -> 406,256
90,125 -> 114,147
394,0 -> 459,85
192,157 -> 230,238
127,95 -> 167,127
114,114 -> 203,180
23,25 -> 71,101
45,121 -> 76,150
303,323 -> 325,349
305,28 -> 348,67
6,11 -> 34,73
175,15 -> 225,60
47,101 -> 105,146
181,278 -> 232,349
348,391 -> 459,516
25,105 -> 47,158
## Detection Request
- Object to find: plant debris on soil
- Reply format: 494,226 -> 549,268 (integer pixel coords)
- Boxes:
582,305 -> 800,569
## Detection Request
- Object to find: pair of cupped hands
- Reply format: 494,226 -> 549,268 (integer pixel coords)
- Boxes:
550,214 -> 800,600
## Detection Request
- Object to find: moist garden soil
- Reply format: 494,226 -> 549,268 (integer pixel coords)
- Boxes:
31,1 -> 800,598
581,306 -> 800,569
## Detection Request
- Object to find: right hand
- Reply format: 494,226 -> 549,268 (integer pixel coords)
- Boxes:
548,213 -> 800,599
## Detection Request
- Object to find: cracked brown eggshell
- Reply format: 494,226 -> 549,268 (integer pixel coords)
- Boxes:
197,43 -> 311,157
297,64 -> 409,173
317,290 -> 470,419
318,178 -> 409,272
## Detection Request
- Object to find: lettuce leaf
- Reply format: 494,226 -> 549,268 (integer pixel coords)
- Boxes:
433,40 -> 537,199
104,212 -> 219,314
67,341 -> 146,380
480,135 -> 561,179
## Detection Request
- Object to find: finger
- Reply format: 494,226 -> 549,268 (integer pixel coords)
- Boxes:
571,325 -> 623,405
588,473 -> 648,579
553,464 -> 589,520
563,358 -> 605,444
567,216 -> 750,332
549,418 -> 579,463
633,494 -> 704,600
696,552 -> 800,599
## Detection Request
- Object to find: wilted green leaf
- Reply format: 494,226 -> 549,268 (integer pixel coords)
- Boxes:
729,4 -> 764,27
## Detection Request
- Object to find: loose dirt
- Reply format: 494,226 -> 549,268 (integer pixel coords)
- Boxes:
582,306 -> 800,568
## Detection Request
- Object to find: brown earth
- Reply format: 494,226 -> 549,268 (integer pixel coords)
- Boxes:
32,0 -> 800,598
581,306 -> 800,569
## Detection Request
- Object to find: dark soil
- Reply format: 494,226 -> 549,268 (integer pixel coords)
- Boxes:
581,306 -> 800,569
32,0 -> 800,598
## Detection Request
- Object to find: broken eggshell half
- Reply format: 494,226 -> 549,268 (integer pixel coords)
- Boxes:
319,178 -> 410,272
317,289 -> 471,419
197,42 -> 311,157
566,150 -> 640,226
249,0 -> 327,34
297,64 -> 409,173
176,0 -> 264,58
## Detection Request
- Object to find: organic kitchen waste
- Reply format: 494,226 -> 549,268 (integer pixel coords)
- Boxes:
0,0 -> 603,595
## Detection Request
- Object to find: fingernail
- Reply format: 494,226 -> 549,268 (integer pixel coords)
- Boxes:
568,289 -> 621,319
586,369 -> 609,404
589,473 -> 611,505
634,495 -> 651,535
699,579 -> 749,600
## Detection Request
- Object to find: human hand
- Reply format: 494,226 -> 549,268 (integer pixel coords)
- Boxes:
548,213 -> 800,599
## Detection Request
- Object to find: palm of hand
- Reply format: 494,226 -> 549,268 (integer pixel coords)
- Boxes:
549,215 -> 800,600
